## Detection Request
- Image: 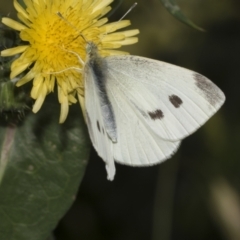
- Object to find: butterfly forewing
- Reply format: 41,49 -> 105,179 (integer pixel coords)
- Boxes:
105,56 -> 225,141
84,62 -> 116,180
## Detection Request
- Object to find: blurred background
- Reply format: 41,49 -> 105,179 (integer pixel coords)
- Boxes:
1,0 -> 240,239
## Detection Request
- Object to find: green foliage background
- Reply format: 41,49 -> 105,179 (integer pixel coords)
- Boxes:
0,95 -> 91,240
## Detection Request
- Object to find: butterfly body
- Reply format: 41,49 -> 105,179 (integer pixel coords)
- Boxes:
83,42 -> 225,181
85,42 -> 117,143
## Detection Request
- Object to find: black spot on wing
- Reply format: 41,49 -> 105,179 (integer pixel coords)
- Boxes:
148,109 -> 164,120
194,73 -> 224,107
169,95 -> 183,108
97,120 -> 101,132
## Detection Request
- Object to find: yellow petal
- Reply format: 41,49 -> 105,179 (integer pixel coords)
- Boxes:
32,93 -> 47,113
117,37 -> 139,45
101,20 -> 131,33
16,70 -> 35,86
57,85 -> 65,103
2,17 -> 27,31
10,62 -> 32,79
103,33 -> 125,42
17,13 -> 32,27
61,80 -> 68,96
92,0 -> 113,14
49,75 -> 55,92
14,0 -> 29,20
59,96 -> 69,123
32,83 -> 48,112
33,75 -> 44,87
1,45 -> 29,57
92,18 -> 108,28
68,94 -> 77,104
77,87 -> 84,97
99,6 -> 111,18
102,42 -> 122,49
31,80 -> 43,99
123,29 -> 140,37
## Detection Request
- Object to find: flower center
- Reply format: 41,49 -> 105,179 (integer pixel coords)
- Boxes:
24,12 -> 87,73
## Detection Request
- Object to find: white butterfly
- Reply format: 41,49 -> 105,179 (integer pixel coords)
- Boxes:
82,42 -> 225,181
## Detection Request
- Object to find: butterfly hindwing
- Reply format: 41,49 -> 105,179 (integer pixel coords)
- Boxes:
84,62 -> 116,180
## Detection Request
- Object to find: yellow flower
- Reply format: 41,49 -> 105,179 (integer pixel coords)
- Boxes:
1,0 -> 139,123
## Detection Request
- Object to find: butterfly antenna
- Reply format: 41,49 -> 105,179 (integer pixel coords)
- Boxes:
119,2 -> 137,22
56,12 -> 87,42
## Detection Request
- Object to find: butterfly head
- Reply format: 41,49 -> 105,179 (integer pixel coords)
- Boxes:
86,41 -> 99,58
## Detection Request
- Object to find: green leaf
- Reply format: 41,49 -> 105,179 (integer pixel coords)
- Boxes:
160,0 -> 204,31
0,95 -> 91,240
